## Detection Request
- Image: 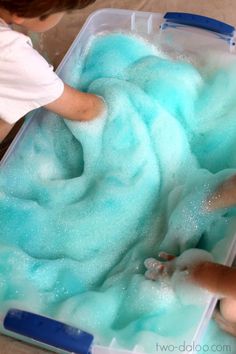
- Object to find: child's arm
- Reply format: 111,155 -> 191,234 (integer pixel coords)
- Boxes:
190,261 -> 236,298
191,261 -> 236,329
206,175 -> 236,211
145,254 -> 236,298
45,84 -> 105,121
145,255 -> 236,330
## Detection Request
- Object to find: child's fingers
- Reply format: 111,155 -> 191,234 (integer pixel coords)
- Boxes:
144,258 -> 165,280
145,269 -> 162,281
158,252 -> 176,261
145,270 -> 158,280
144,258 -> 163,271
144,256 -> 175,281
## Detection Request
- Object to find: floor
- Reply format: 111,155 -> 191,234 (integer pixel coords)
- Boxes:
1,0 -> 236,352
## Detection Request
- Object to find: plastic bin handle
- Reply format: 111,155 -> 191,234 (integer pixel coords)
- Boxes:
4,309 -> 94,354
164,12 -> 235,37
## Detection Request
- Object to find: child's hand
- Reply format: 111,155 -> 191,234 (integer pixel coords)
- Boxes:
159,174 -> 236,255
144,249 -> 213,282
144,252 -> 176,280
45,84 -> 107,121
145,249 -> 214,306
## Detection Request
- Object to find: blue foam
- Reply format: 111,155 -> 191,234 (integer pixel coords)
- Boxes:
0,33 -> 236,352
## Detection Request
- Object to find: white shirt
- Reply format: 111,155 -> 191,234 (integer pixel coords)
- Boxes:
0,19 -> 64,124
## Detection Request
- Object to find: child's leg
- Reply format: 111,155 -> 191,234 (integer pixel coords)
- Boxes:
220,297 -> 236,323
214,306 -> 236,336
0,118 -> 24,160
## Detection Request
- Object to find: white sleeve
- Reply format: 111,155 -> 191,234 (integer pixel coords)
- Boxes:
0,30 -> 64,124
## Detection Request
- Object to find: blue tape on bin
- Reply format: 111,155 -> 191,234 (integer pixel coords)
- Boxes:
3,309 -> 94,354
164,12 -> 235,37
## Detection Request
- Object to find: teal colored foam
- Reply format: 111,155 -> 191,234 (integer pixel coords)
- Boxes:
0,33 -> 236,352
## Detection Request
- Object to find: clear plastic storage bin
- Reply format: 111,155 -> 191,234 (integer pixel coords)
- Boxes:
1,8 -> 236,354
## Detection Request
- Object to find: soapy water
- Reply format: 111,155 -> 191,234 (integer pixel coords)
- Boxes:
0,32 -> 236,352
